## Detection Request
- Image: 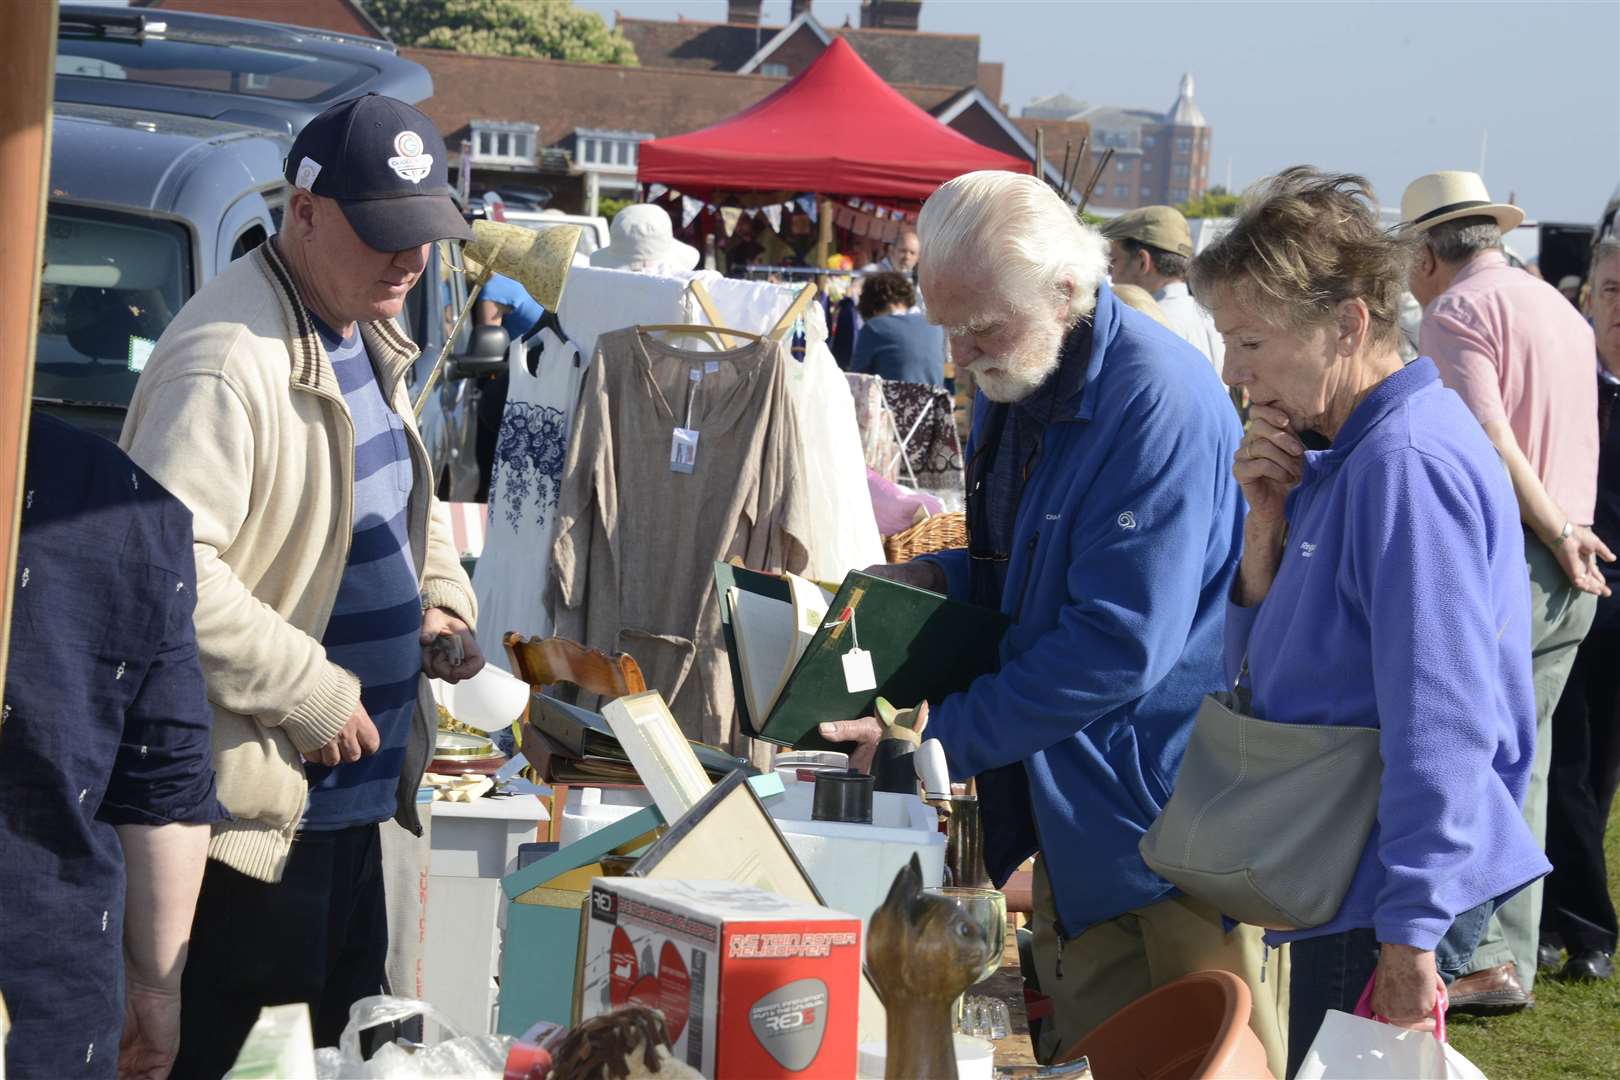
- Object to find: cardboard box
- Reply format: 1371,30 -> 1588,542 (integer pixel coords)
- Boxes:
582,879 -> 861,1078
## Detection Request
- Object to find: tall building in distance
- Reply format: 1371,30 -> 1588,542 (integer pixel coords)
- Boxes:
1024,74 -> 1212,212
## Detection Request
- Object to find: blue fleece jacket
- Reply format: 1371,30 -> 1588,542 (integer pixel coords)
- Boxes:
1225,359 -> 1550,950
919,281 -> 1245,938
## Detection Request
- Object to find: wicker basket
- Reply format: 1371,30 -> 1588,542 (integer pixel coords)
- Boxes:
883,510 -> 967,563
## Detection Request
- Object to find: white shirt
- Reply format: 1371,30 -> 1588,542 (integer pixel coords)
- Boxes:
1153,281 -> 1226,376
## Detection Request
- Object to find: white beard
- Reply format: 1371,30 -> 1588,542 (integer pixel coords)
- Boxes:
969,321 -> 1067,403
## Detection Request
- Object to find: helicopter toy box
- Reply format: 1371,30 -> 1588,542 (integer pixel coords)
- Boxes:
581,878 -> 861,1078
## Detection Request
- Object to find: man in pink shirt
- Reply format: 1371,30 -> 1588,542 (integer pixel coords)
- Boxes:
1405,171 -> 1609,1011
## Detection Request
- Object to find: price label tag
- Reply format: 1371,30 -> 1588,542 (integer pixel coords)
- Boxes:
670,427 -> 699,474
704,360 -> 721,374
842,648 -> 876,694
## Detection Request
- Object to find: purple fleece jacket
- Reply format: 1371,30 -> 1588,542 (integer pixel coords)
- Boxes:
1226,359 -> 1550,950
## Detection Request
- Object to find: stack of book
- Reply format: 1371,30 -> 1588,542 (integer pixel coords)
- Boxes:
519,693 -> 753,787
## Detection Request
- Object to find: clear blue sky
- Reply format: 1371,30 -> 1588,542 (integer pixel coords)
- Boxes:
577,0 -> 1619,222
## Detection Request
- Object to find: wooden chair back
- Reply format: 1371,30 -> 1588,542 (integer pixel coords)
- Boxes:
502,633 -> 648,841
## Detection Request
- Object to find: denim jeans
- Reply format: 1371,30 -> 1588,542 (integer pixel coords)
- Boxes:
1285,900 -> 1493,1079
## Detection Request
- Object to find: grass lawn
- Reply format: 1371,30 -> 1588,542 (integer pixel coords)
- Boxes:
1446,801 -> 1620,1078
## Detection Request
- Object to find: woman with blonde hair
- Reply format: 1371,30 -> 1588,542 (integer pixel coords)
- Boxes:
1191,168 -> 1549,1074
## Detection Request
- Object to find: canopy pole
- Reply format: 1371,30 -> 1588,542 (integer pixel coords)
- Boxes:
815,195 -> 832,269
0,0 -> 54,698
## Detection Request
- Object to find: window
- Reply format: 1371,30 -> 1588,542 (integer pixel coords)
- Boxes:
1143,134 -> 1156,148
1141,186 -> 1152,199
1116,159 -> 1130,174
1173,163 -> 1190,180
1114,184 -> 1129,199
470,120 -> 539,167
1176,136 -> 1193,153
1171,188 -> 1188,202
761,62 -> 789,77
1142,161 -> 1152,174
615,141 -> 630,166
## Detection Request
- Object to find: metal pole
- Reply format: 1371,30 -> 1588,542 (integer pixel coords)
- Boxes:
413,263 -> 494,419
815,195 -> 832,269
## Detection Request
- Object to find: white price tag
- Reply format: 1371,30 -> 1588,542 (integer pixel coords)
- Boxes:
704,360 -> 721,374
842,648 -> 876,694
670,427 -> 699,474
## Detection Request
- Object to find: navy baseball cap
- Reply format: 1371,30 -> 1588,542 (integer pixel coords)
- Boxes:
285,93 -> 473,252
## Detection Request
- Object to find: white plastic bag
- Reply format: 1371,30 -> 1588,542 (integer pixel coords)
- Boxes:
313,996 -> 511,1079
1295,1010 -> 1487,1079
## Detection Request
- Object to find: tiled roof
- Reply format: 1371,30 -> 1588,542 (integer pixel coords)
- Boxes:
406,46 -> 962,150
615,14 -> 979,87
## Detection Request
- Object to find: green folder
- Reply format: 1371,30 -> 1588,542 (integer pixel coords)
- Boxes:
714,563 -> 1009,750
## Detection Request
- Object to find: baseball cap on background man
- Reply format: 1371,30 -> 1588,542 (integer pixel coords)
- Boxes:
1099,205 -> 1195,259
284,92 -> 473,252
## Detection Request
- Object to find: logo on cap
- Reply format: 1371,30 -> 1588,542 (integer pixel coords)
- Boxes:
387,130 -> 432,184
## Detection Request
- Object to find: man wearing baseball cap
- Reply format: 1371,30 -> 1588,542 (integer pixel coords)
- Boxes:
1401,170 -> 1607,1013
1101,205 -> 1224,375
120,94 -> 483,1073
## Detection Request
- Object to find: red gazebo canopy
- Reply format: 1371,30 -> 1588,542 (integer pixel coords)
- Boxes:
636,38 -> 1029,202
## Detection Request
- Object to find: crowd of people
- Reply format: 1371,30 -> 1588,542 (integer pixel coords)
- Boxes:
0,85 -> 1615,1080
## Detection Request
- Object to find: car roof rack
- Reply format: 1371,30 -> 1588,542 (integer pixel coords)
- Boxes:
58,9 -> 165,39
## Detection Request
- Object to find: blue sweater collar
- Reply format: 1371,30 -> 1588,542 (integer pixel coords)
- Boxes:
1301,358 -> 1438,476
1073,279 -> 1123,422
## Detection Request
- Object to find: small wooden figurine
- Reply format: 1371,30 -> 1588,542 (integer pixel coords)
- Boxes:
867,854 -> 998,1080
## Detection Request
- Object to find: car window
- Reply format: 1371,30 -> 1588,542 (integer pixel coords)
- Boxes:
35,204 -> 191,409
55,37 -> 376,104
440,241 -> 471,355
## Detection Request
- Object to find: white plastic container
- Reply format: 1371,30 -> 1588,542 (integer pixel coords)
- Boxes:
560,779 -> 946,926
858,1035 -> 995,1080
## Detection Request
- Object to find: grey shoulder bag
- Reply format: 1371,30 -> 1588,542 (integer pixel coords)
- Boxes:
1139,663 -> 1383,931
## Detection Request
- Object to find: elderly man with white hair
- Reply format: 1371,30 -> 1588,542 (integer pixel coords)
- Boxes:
820,172 -> 1284,1071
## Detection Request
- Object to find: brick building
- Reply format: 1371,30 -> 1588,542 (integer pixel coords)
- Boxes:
1024,73 -> 1213,211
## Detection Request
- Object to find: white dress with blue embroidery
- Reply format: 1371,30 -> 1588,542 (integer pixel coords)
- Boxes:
473,328 -> 583,670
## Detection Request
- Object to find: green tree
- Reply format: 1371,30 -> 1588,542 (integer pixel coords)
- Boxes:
367,0 -> 639,65
1177,188 -> 1242,219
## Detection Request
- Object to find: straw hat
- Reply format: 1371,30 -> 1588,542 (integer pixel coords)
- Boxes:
589,204 -> 700,272
1399,171 -> 1524,234
463,220 -> 579,311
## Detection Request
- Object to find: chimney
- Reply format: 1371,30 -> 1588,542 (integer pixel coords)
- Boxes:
790,0 -> 814,17
859,0 -> 922,31
728,0 -> 762,25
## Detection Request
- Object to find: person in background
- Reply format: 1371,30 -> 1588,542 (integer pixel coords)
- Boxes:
1541,237 -> 1620,983
1404,169 -> 1608,1013
1196,168 -> 1547,1076
850,270 -> 946,385
863,226 -> 921,278
120,94 -> 484,1074
0,413 -> 221,1079
1101,205 -> 1225,375
473,272 -> 544,501
820,171 -> 1286,1075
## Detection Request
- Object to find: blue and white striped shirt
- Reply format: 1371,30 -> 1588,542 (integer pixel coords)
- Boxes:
303,315 -> 422,830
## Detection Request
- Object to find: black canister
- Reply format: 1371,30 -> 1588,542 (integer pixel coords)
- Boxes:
871,738 -> 919,796
811,769 -> 875,824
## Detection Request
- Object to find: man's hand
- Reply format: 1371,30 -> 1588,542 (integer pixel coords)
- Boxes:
119,980 -> 181,1080
860,560 -> 946,593
302,701 -> 379,767
1550,524 -> 1615,597
422,607 -> 485,683
1233,403 -> 1304,526
1369,943 -> 1441,1032
818,717 -> 884,772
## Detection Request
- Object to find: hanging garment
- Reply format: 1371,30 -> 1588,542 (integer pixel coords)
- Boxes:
846,371 -> 904,484
783,338 -> 886,580
551,329 -> 811,753
882,380 -> 966,511
472,329 -> 583,668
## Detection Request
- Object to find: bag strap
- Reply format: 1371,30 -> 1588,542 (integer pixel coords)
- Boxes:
1354,972 -> 1449,1043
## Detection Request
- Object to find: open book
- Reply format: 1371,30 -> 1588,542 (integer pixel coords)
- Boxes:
727,573 -> 835,724
715,563 -> 1010,749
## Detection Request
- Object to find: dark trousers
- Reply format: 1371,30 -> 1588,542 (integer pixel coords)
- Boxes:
1543,629 -> 1620,955
1285,902 -> 1492,1079
171,823 -> 389,1080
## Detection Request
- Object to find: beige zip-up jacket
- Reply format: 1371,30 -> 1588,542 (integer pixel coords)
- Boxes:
120,241 -> 476,883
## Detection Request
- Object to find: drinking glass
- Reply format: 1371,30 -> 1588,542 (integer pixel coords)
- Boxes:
924,886 -> 1008,984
